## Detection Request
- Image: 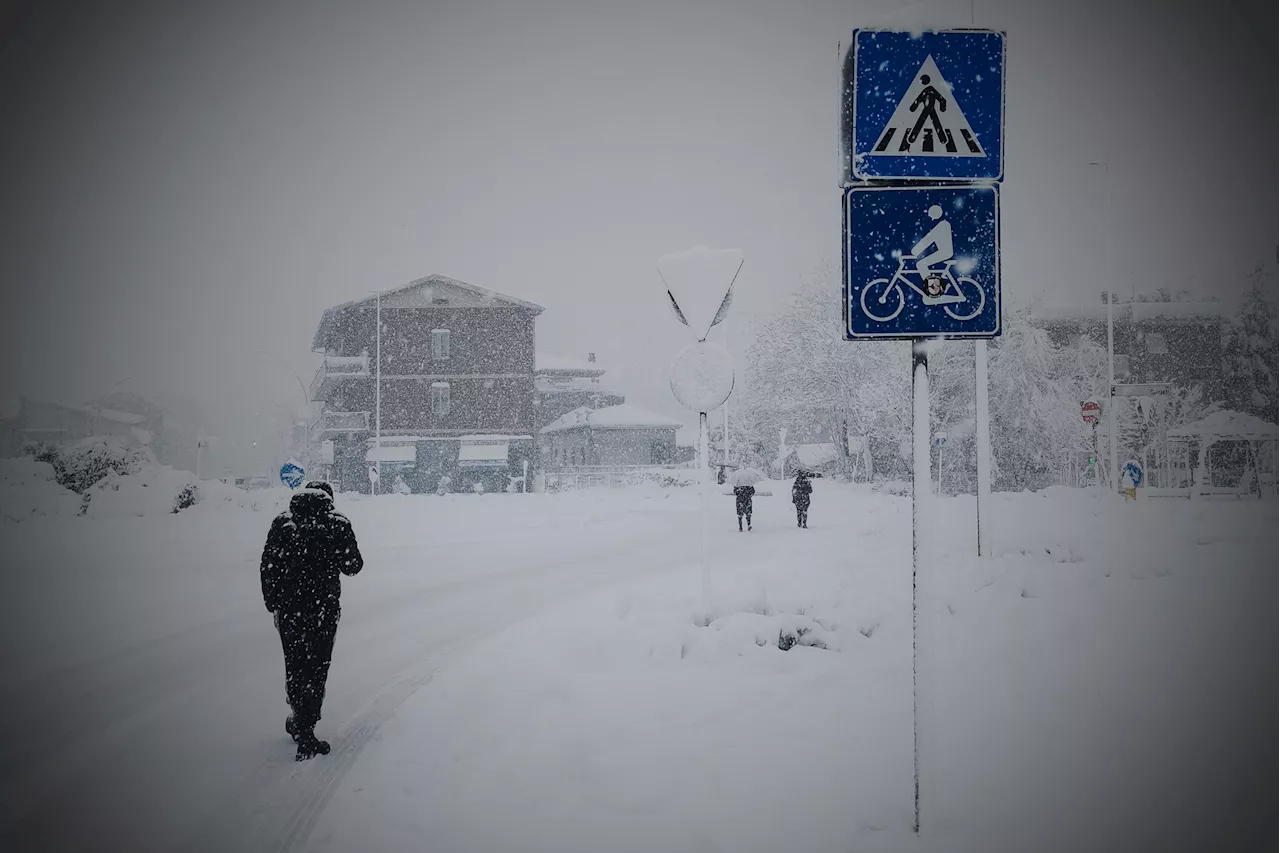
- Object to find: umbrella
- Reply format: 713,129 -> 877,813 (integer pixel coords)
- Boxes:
728,467 -> 766,487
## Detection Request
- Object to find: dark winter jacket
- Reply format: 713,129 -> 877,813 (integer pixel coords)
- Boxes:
260,488 -> 363,618
733,485 -> 755,513
792,476 -> 812,508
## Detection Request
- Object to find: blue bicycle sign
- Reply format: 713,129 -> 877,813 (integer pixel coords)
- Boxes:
844,184 -> 1000,340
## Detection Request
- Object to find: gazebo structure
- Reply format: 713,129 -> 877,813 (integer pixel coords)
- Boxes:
1166,410 -> 1278,499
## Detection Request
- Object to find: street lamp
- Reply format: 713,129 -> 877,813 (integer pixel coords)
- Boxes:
1089,161 -> 1118,494
368,289 -> 383,495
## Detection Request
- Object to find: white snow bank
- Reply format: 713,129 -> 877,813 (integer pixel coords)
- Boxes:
0,457 -> 82,521
83,464 -> 266,518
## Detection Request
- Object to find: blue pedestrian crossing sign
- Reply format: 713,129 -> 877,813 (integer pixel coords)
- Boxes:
279,459 -> 306,489
849,29 -> 1005,182
1123,460 -> 1143,488
845,184 -> 1000,340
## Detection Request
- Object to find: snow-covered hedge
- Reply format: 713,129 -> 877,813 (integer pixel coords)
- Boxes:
23,437 -> 154,494
3,436 -> 267,520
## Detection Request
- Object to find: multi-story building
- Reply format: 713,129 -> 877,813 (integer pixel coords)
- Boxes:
309,274 -> 544,493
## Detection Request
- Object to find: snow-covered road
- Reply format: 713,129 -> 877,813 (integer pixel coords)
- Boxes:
0,490 -> 709,853
1,483 -> 1274,853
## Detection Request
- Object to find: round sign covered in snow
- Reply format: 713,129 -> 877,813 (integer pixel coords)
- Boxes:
1081,400 -> 1100,424
669,341 -> 735,412
280,460 -> 305,489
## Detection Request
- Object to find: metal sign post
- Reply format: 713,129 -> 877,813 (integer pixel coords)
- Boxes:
658,247 -> 744,617
842,26 -> 1006,836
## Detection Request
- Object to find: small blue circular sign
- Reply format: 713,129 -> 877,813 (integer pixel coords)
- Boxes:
1123,460 -> 1143,488
280,462 -> 305,489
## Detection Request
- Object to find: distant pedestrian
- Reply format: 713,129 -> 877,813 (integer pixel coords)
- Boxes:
792,470 -> 813,528
260,481 -> 364,760
734,483 -> 755,532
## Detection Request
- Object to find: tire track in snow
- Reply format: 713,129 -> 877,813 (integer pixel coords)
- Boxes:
187,517 -> 705,853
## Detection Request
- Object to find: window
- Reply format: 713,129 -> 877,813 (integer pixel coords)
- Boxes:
1144,333 -> 1168,354
431,382 -> 450,416
1113,355 -> 1131,380
432,329 -> 450,361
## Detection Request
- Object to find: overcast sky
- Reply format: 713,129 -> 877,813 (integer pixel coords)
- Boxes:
0,0 -> 1273,465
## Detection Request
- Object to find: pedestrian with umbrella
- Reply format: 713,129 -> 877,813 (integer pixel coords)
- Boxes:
792,469 -> 813,528
729,466 -> 765,532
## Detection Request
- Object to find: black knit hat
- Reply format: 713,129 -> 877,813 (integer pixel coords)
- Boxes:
305,480 -> 334,498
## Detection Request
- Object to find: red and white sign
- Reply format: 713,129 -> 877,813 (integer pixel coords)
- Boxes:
1081,400 -> 1100,424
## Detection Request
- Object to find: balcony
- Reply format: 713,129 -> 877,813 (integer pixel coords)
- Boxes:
309,355 -> 370,401
311,410 -> 371,440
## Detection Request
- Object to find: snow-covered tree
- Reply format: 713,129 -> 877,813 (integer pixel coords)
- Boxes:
1222,265 -> 1278,421
743,263 -> 910,480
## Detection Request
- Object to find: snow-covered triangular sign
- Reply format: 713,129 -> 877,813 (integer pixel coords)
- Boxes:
871,55 -> 985,157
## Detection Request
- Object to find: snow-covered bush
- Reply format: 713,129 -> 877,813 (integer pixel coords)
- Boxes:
173,483 -> 200,513
23,437 -> 154,494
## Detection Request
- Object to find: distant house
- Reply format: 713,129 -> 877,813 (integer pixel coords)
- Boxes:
309,274 -> 544,493
535,352 -> 625,426
1029,300 -> 1235,400
3,397 -> 160,455
540,404 -> 683,468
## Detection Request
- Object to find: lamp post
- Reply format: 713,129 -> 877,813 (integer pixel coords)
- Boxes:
370,288 -> 383,495
1089,161 -> 1118,494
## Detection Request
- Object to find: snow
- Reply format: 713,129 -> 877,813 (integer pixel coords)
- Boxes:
668,341 -> 735,412
0,456 -> 81,520
1166,409 -> 1278,441
303,483 -> 1274,853
794,442 -> 837,468
657,246 -> 743,340
1,475 -> 1273,852
541,403 -> 684,434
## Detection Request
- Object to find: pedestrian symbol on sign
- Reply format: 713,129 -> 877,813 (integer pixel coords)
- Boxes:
872,56 -> 985,157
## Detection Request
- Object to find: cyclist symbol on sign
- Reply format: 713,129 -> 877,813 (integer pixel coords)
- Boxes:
859,205 -> 986,323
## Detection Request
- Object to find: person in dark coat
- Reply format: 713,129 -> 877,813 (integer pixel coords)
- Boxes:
792,470 -> 813,528
734,483 -> 755,532
260,481 -> 363,760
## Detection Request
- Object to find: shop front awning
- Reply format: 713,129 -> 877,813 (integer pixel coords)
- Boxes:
458,441 -> 510,468
366,444 -> 418,463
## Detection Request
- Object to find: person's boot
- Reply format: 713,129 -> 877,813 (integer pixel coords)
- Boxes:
295,726 -> 331,761
738,517 -> 743,532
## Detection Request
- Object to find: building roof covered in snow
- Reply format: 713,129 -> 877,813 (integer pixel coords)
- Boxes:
540,404 -> 684,434
535,353 -> 607,375
1030,301 -> 1235,327
21,398 -> 151,426
793,443 -> 838,468
312,274 -> 545,351
1166,410 -> 1278,441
